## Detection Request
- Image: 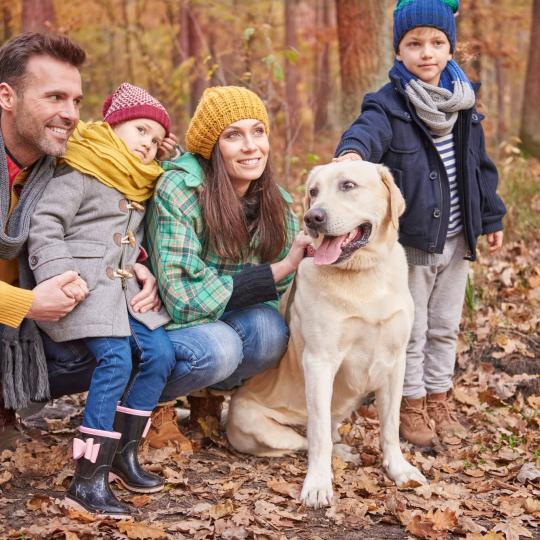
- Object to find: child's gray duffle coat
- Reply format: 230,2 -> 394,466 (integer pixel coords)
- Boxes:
28,164 -> 170,342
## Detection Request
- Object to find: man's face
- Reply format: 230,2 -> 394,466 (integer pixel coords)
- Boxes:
11,55 -> 83,162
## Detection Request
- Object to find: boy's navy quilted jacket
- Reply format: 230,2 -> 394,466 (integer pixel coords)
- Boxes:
336,74 -> 506,261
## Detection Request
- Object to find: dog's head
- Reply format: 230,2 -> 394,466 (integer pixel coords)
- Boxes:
303,161 -> 405,268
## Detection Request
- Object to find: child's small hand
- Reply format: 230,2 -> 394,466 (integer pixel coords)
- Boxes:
62,276 -> 89,302
157,132 -> 180,161
332,152 -> 362,163
486,231 -> 503,253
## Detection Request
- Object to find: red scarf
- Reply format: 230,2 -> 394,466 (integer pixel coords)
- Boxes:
6,153 -> 22,189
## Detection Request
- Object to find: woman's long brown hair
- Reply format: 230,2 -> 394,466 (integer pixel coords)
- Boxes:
198,147 -> 288,262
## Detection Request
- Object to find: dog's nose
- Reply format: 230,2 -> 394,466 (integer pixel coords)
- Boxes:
304,207 -> 327,229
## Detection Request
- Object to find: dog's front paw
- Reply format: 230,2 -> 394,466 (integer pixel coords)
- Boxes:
300,471 -> 333,508
386,459 -> 427,487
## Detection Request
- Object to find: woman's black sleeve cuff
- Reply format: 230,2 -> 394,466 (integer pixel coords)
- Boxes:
225,264 -> 278,311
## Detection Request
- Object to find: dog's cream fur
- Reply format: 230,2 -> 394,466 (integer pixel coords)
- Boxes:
226,161 -> 426,507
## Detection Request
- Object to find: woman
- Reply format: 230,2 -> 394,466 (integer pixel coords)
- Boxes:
145,86 -> 311,447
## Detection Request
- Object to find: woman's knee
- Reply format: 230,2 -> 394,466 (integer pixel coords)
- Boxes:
167,322 -> 244,386
225,305 -> 289,364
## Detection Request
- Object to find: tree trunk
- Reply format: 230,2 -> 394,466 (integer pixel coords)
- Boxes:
180,0 -> 205,116
520,0 -> 540,158
313,0 -> 332,133
335,0 -> 390,125
284,0 -> 300,141
21,0 -> 56,33
120,0 -> 135,82
2,0 -> 12,41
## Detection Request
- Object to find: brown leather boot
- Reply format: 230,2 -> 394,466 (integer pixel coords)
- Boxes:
144,401 -> 192,452
0,396 -> 24,452
187,391 -> 224,437
399,396 -> 437,447
427,390 -> 467,439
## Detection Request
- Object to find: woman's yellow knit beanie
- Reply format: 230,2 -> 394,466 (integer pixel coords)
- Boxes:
185,86 -> 270,160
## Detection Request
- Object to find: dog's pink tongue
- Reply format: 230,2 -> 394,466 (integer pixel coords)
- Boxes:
314,235 -> 346,265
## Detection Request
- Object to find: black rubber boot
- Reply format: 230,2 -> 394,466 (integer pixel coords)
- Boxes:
110,406 -> 165,493
65,428 -> 131,518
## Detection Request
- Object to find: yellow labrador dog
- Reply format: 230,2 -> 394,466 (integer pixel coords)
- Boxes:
226,161 -> 426,508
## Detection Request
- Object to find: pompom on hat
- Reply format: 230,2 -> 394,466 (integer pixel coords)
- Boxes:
393,0 -> 459,52
185,86 -> 270,160
102,82 -> 171,135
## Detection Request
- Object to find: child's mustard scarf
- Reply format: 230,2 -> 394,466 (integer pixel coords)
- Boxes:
62,121 -> 163,202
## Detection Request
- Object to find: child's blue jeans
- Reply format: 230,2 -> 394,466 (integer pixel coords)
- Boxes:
82,314 -> 176,431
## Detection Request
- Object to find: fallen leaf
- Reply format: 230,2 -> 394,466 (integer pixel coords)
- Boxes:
523,497 -> 540,514
516,463 -> 540,484
405,512 -> 449,540
493,518 -> 533,540
431,509 -> 458,531
266,479 -> 301,500
129,494 -> 153,508
206,499 -> 234,520
0,470 -> 12,486
117,520 -> 168,539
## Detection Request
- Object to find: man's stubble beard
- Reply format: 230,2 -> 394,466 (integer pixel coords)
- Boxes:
13,103 -> 69,159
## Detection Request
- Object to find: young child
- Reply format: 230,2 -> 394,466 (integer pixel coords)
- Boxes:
334,0 -> 506,447
28,83 -> 177,517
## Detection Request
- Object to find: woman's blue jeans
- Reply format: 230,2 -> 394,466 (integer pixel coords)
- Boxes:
159,304 -> 289,402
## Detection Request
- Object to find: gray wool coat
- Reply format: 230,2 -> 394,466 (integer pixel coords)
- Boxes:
28,164 -> 170,342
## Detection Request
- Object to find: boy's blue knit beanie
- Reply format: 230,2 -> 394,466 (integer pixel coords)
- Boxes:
393,0 -> 459,52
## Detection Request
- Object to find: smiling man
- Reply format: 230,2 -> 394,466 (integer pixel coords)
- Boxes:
0,33 -> 86,449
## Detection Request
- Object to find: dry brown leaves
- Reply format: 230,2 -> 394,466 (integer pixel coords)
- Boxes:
1,238 -> 539,539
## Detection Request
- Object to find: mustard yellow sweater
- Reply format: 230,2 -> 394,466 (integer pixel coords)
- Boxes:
0,179 -> 34,328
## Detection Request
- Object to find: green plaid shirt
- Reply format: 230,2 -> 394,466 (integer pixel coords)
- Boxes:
145,153 -> 299,330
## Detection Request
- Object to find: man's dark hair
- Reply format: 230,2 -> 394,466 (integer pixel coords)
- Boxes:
0,32 -> 86,92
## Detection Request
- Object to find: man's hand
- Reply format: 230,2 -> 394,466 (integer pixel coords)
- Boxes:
131,263 -> 162,313
62,276 -> 89,302
27,271 -> 82,321
486,231 -> 504,253
332,152 -> 362,163
157,132 -> 179,161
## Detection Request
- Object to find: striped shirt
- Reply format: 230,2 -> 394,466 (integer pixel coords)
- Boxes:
432,132 -> 462,236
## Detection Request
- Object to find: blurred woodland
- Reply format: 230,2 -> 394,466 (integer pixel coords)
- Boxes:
1,3 -> 540,539
1,0 -> 539,190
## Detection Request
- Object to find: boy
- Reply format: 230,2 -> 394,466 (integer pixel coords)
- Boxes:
334,0 -> 506,447
28,83 -> 176,517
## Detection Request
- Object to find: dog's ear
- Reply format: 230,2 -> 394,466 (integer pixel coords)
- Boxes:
303,165 -> 323,212
377,164 -> 405,230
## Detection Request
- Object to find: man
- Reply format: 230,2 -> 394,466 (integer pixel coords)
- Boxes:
0,33 -> 161,451
0,33 -> 86,450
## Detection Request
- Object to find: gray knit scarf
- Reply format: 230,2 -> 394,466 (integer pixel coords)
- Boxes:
0,128 -> 55,409
391,59 -> 476,136
404,79 -> 475,136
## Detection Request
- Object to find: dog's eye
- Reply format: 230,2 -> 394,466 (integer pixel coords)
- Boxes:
309,187 -> 319,198
340,180 -> 357,191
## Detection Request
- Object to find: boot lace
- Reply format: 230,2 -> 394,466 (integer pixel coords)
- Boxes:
405,401 -> 432,429
428,399 -> 458,425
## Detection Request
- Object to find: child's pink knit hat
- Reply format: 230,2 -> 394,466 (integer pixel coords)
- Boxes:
102,83 -> 171,135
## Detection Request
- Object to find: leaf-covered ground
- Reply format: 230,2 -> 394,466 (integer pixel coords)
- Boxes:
1,238 -> 539,540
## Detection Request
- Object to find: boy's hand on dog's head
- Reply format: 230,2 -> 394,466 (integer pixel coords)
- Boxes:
332,152 -> 362,163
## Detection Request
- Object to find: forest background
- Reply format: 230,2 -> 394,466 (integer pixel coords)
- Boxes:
3,0 -> 540,193
1,1 -> 540,539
